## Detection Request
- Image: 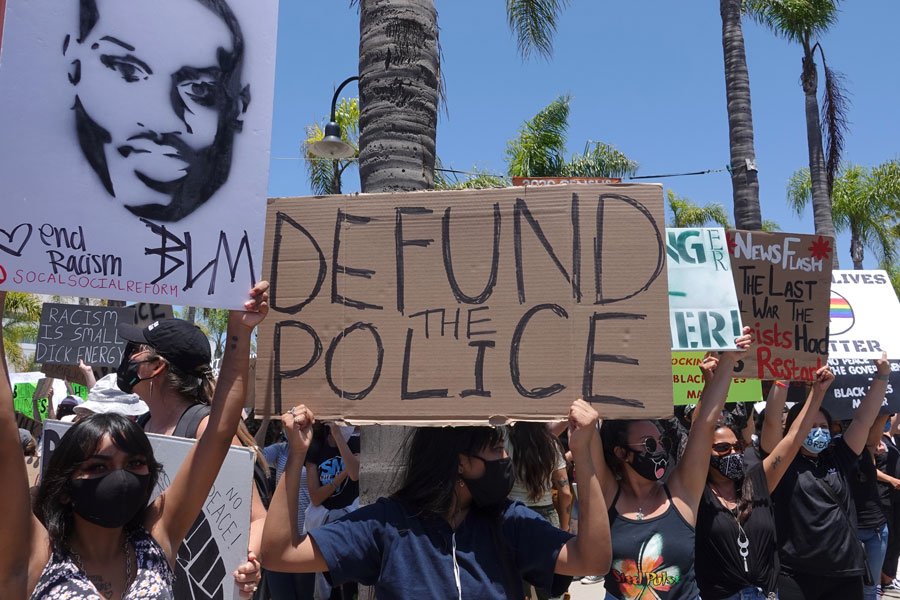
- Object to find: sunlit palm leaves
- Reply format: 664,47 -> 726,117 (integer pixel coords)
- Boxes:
667,190 -> 731,228
506,0 -> 571,60
3,292 -> 41,371
302,97 -> 360,195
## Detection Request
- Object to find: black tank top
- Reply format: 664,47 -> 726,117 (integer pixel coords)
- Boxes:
605,485 -> 700,600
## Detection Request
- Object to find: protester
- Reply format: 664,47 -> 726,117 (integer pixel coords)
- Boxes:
116,312 -> 268,595
695,367 -> 835,600
595,327 -> 752,600
73,374 -> 149,420
0,284 -> 267,599
851,415 -> 891,600
19,427 -> 37,456
764,352 -> 891,600
304,422 -> 360,600
263,434 -> 315,599
506,421 -> 574,597
877,416 -> 900,591
55,396 -> 81,421
260,399 -> 610,599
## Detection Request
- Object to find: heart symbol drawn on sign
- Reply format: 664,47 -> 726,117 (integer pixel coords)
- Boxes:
0,223 -> 33,257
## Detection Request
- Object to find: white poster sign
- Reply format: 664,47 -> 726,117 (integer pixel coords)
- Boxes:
42,420 -> 254,600
0,0 -> 279,309
666,227 -> 742,351
829,270 -> 900,359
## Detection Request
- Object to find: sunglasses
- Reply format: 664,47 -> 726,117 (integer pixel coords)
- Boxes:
711,441 -> 744,455
627,436 -> 673,454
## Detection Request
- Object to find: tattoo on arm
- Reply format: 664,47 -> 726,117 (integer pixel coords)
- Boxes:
230,335 -> 238,351
554,478 -> 569,488
773,455 -> 782,468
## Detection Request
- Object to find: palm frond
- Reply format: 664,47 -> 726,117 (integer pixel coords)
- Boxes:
505,94 -> 570,177
667,190 -> 731,228
506,0 -> 571,60
819,58 -> 851,195
302,97 -> 360,195
786,167 -> 813,217
746,0 -> 841,44
562,141 -> 639,178
761,220 -> 783,232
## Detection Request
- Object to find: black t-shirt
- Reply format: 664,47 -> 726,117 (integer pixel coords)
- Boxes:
852,448 -> 888,530
875,437 -> 900,518
771,436 -> 866,576
696,462 -> 778,599
306,435 -> 360,510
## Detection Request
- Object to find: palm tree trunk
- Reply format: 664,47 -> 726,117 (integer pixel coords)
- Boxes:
850,225 -> 864,269
800,42 -> 837,247
720,0 -> 761,230
358,0 -> 439,193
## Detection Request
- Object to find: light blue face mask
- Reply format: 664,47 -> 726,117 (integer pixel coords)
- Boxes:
803,427 -> 831,454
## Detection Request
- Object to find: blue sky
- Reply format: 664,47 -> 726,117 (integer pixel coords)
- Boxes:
267,2 -> 900,269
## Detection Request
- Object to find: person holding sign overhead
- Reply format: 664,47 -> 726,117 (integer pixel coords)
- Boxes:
695,365 -> 835,600
765,353 -> 891,600
260,400 -> 611,599
595,327 -> 752,600
0,283 -> 267,600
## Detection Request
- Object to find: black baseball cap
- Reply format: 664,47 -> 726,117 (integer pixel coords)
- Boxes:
118,319 -> 212,374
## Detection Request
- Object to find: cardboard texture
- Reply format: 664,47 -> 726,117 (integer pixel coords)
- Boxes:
42,420 -> 253,600
36,303 -> 135,367
666,227 -> 742,351
728,230 -> 833,381
671,352 -> 762,405
256,184 -> 672,424
829,270 -> 900,359
822,358 -> 900,420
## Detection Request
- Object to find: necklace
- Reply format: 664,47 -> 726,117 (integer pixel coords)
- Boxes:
710,483 -> 750,573
69,538 -> 133,600
635,485 -> 660,520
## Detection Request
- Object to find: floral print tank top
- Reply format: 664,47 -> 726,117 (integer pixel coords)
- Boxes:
30,527 -> 174,600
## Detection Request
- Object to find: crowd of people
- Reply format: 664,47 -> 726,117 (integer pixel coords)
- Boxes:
0,290 -> 897,600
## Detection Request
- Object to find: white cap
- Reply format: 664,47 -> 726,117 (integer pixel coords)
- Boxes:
74,374 -> 149,418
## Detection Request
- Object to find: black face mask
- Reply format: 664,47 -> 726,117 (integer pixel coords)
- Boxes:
629,449 -> 670,482
710,452 -> 745,481
461,456 -> 515,509
116,356 -> 154,394
69,469 -> 152,528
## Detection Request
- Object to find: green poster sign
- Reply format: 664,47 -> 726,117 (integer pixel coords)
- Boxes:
672,352 -> 762,405
12,382 -> 50,421
667,228 -> 743,351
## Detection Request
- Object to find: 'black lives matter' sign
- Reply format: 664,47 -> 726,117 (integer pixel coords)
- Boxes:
36,303 -> 135,367
256,184 -> 673,424
822,358 -> 900,420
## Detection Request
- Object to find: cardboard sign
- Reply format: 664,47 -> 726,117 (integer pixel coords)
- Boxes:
256,184 -> 673,423
0,0 -> 278,309
822,358 -> 900,420
511,177 -> 622,186
42,420 -> 253,600
36,303 -> 135,367
728,230 -> 833,381
829,270 -> 900,359
666,227 -> 742,351
671,352 -> 762,405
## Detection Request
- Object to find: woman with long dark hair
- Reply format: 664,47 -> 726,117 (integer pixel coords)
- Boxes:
260,400 -> 611,599
507,421 -> 573,598
765,353 -> 891,600
0,284 -> 267,600
595,328 -> 752,600
695,366 -> 835,600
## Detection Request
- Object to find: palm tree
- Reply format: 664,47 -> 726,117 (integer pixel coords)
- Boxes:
787,161 -> 900,269
505,94 -> 639,179
749,0 -> 849,244
3,292 -> 42,371
667,190 -> 731,228
720,0 -> 761,230
303,98 -> 360,195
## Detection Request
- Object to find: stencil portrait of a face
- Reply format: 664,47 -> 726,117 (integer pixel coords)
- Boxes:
64,0 -> 250,222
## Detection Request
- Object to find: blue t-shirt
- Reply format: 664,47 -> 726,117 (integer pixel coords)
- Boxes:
309,497 -> 574,599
